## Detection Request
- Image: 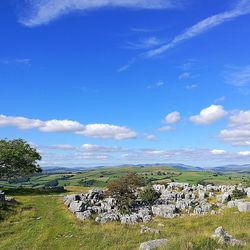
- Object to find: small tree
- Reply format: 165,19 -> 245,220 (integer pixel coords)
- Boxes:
139,187 -> 160,205
0,139 -> 42,181
106,173 -> 144,212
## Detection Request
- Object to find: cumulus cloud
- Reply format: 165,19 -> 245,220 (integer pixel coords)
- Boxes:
0,114 -> 136,140
144,0 -> 250,58
219,110 -> 250,146
164,111 -> 181,124
190,105 -> 227,125
19,0 -> 179,27
76,124 -> 136,140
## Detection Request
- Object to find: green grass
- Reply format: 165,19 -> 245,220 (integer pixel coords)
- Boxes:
0,191 -> 250,250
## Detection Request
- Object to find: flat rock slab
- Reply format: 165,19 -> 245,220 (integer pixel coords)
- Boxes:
139,239 -> 167,250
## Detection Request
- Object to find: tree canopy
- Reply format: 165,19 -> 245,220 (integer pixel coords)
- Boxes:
0,139 -> 42,180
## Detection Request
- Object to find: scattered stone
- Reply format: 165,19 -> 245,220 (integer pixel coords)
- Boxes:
212,226 -> 246,246
140,226 -> 160,234
139,239 -> 168,250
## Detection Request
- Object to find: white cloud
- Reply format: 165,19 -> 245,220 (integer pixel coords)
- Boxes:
238,151 -> 250,156
0,114 -> 43,129
0,114 -> 136,140
229,110 -> 250,126
144,0 -> 250,58
210,149 -> 226,155
76,124 -> 137,140
79,144 -> 123,152
219,110 -> 250,146
158,125 -> 174,132
179,72 -> 190,80
164,111 -> 181,124
40,119 -> 84,132
190,105 -> 227,125
20,0 -> 179,27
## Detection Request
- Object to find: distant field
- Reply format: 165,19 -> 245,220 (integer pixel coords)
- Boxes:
1,166 -> 250,190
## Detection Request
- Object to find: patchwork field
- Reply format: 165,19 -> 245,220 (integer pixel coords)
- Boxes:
1,166 -> 249,190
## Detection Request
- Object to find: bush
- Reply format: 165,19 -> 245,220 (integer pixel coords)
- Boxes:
106,173 -> 144,212
44,180 -> 58,187
232,189 -> 246,199
139,187 -> 160,205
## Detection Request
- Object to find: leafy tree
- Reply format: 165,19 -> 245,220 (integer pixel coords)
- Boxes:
106,173 -> 144,212
0,139 -> 42,181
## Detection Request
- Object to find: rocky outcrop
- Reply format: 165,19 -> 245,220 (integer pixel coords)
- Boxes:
65,183 -> 250,224
139,239 -> 167,250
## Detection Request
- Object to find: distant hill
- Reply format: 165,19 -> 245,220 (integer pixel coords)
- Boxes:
42,167 -> 86,173
210,164 -> 250,173
42,163 -> 204,173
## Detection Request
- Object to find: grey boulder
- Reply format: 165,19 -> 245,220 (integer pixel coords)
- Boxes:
237,202 -> 250,212
139,239 -> 168,250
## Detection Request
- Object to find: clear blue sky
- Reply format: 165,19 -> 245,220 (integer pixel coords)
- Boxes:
0,0 -> 250,168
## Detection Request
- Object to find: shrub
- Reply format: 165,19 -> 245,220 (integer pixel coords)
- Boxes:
232,189 -> 246,199
139,187 -> 160,205
106,173 -> 144,212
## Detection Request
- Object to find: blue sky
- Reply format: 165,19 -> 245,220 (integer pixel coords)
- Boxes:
0,0 -> 250,168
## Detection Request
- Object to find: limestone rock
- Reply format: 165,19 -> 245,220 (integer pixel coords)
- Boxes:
139,239 -> 168,250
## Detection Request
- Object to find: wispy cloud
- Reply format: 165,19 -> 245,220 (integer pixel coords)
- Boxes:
19,0 -> 180,27
125,37 -> 164,50
225,65 -> 250,87
147,81 -> 165,89
0,58 -> 31,65
179,72 -> 191,80
186,84 -> 198,90
144,0 -> 250,58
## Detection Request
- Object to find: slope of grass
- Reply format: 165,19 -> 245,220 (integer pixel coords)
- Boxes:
0,192 -> 250,250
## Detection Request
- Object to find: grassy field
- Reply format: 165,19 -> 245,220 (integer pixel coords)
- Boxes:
1,166 -> 249,190
0,187 -> 250,250
0,166 -> 249,249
